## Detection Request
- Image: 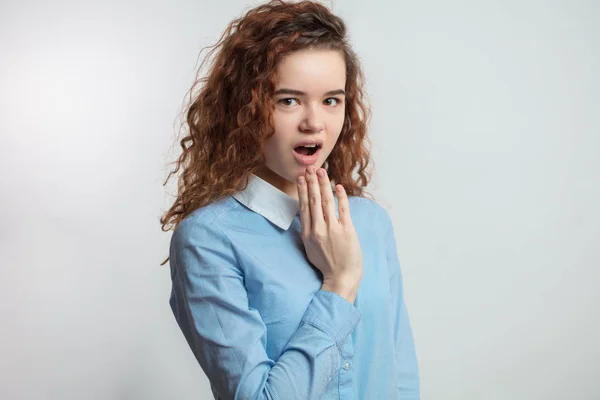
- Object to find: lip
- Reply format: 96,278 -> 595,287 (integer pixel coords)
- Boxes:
292,146 -> 322,165
293,139 -> 324,148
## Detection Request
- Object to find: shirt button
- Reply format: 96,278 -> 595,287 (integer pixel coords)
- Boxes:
343,361 -> 352,371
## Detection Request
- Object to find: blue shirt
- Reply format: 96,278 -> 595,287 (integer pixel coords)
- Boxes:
168,173 -> 420,399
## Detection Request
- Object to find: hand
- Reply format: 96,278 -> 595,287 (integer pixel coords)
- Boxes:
296,166 -> 363,302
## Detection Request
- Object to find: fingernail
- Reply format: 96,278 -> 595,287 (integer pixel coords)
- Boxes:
297,176 -> 304,185
317,169 -> 325,177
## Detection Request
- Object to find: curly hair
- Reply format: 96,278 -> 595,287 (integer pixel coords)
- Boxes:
159,0 -> 375,265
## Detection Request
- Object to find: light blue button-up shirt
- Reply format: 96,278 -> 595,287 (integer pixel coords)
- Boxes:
168,174 -> 420,399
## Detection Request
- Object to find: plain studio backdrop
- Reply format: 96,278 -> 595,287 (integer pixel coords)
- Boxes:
1,0 -> 598,399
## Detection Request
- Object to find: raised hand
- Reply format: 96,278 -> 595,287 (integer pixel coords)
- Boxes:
296,166 -> 363,303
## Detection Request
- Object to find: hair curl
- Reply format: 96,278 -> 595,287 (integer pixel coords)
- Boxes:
160,0 -> 375,265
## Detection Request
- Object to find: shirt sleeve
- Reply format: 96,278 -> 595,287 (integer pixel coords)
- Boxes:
381,207 -> 421,399
168,217 -> 362,400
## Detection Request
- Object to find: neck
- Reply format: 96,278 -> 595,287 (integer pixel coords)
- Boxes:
254,165 -> 298,201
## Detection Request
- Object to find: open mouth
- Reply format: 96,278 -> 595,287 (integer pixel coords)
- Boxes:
294,144 -> 321,156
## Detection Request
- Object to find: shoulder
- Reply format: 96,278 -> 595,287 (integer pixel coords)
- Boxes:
346,195 -> 394,234
170,196 -> 238,252
347,195 -> 391,221
169,198 -> 242,275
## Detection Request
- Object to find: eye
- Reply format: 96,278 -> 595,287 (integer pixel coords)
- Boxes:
278,98 -> 299,106
324,97 -> 342,106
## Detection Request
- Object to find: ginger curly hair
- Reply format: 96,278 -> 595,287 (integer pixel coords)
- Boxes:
160,0 -> 375,265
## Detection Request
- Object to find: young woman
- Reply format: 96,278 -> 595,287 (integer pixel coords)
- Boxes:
160,1 -> 420,398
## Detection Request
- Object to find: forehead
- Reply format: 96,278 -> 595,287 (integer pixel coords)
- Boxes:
275,49 -> 346,91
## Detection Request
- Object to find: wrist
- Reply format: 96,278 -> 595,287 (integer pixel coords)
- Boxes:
321,281 -> 357,304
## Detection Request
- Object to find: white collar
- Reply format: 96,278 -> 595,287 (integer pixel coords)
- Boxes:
232,174 -> 300,230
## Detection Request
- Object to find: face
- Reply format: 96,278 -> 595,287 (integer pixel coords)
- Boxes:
255,48 -> 346,200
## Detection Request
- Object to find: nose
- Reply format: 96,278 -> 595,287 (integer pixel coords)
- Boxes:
299,104 -> 324,133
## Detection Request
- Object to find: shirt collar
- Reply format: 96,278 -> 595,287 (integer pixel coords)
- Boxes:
232,173 -> 300,231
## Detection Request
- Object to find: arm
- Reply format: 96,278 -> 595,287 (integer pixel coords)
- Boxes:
382,208 -> 421,399
169,218 -> 361,400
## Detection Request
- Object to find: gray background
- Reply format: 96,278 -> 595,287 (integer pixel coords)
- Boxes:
1,0 -> 599,399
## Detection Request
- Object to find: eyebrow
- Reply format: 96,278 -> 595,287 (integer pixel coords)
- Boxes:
273,88 -> 346,96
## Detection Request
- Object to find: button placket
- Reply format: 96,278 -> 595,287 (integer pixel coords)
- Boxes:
338,333 -> 355,398
342,360 -> 352,371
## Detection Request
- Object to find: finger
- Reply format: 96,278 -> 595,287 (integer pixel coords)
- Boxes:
306,166 -> 325,231
317,168 -> 337,225
335,184 -> 352,227
297,175 -> 311,235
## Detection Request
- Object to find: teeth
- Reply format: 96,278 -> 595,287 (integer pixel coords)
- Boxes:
303,144 -> 318,148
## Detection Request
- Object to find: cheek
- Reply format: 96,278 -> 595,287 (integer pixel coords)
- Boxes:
272,113 -> 297,146
327,112 -> 345,133
262,130 -> 287,163
272,111 -> 296,133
